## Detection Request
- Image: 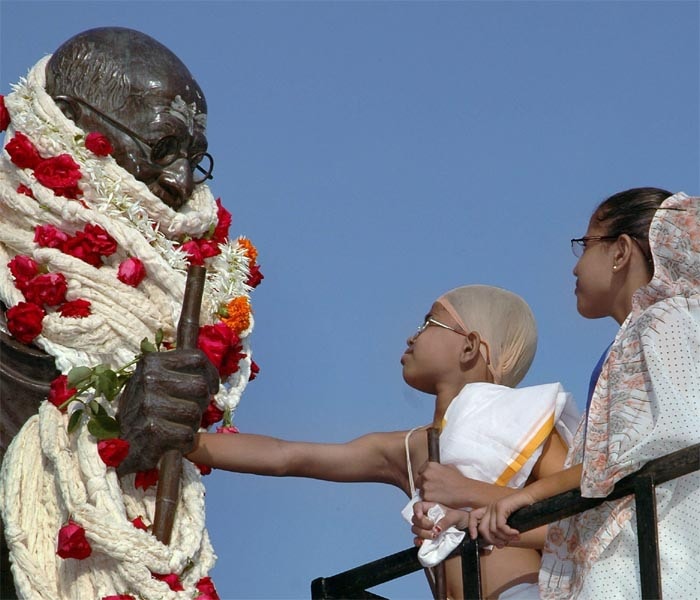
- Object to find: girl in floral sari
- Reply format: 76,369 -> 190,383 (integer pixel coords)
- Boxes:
414,188 -> 700,598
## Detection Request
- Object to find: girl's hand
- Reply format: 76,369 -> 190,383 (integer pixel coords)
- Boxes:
468,489 -> 536,548
410,501 -> 469,545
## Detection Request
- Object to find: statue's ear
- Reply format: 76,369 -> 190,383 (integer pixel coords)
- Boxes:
53,96 -> 82,123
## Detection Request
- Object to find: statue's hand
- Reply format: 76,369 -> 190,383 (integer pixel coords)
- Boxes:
116,349 -> 219,475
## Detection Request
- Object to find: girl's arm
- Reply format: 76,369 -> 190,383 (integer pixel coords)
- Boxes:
469,462 -> 583,547
187,429 -> 412,488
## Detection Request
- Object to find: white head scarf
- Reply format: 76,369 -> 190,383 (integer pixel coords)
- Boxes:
437,285 -> 537,387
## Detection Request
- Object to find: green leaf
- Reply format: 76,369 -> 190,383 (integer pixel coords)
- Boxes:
67,366 -> 94,387
140,337 -> 157,354
67,410 -> 84,434
87,413 -> 120,440
95,370 -> 119,402
155,328 -> 164,349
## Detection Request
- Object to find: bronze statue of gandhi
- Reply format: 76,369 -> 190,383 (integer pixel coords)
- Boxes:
0,27 -> 220,598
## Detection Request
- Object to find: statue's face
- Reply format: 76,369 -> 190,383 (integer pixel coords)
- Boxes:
110,94 -> 209,210
70,84 -> 209,211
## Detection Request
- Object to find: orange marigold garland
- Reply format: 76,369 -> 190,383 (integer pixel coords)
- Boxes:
237,236 -> 258,264
221,296 -> 251,335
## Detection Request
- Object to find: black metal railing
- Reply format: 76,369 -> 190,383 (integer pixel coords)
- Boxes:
311,443 -> 699,600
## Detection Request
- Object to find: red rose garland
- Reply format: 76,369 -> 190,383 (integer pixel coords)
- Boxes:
97,438 -> 130,468
56,520 -> 92,560
23,272 -> 68,306
0,95 -> 9,131
85,132 -> 113,156
58,298 -> 92,318
151,572 -> 184,592
117,257 -> 147,287
5,132 -> 42,169
196,576 -> 221,600
47,374 -> 77,410
134,468 -> 159,490
6,302 -> 45,344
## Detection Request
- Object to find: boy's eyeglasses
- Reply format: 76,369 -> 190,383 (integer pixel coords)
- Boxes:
55,95 -> 214,184
570,236 -> 619,258
415,317 -> 467,337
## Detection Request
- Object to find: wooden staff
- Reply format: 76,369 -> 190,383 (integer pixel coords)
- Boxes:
427,426 -> 447,600
152,265 -> 207,545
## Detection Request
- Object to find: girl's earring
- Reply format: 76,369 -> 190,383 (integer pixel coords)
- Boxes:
613,264 -> 618,271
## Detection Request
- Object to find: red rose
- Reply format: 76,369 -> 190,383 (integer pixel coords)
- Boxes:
8,255 -> 39,292
16,184 -> 35,198
131,516 -> 148,531
213,198 -> 232,244
216,425 -> 240,434
197,322 -> 246,378
198,239 -> 221,259
134,468 -> 159,490
181,240 -> 204,266
201,400 -> 224,429
34,224 -> 70,249
0,95 -> 9,131
97,438 -> 130,468
23,272 -> 68,306
61,232 -> 103,267
59,298 -> 92,318
152,573 -> 184,592
56,520 -> 91,560
249,360 -> 260,381
246,264 -> 264,288
5,132 -> 41,169
102,596 -> 135,600
85,132 -> 113,156
34,154 -> 82,197
48,374 -> 77,410
195,463 -> 212,475
6,302 -> 45,344
82,224 -> 117,257
196,576 -> 220,600
117,257 -> 146,287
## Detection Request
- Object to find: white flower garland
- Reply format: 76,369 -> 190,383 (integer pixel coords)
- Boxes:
0,56 -> 258,598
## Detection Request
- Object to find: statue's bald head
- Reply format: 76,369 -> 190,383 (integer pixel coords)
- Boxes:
45,27 -> 209,210
45,27 -> 206,116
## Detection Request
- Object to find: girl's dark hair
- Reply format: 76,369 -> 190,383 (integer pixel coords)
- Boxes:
594,187 -> 673,265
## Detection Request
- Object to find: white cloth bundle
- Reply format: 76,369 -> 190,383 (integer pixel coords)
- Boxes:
403,381 -> 579,567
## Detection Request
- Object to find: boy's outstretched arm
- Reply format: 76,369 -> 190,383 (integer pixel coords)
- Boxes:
187,430 -> 411,488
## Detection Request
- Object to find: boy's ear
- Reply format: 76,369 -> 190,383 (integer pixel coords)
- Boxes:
459,331 -> 483,365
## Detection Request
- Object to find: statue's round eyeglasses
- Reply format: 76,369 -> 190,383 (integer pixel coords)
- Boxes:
55,95 -> 214,184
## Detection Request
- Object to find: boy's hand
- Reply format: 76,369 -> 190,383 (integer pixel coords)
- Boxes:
410,501 -> 470,545
417,462 -> 471,506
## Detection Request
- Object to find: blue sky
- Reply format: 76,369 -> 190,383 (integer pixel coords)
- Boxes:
2,1 -> 699,598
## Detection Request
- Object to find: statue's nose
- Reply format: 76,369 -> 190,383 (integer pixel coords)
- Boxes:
155,158 -> 194,210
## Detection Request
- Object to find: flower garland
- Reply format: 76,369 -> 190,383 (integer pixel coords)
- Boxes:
0,57 -> 263,599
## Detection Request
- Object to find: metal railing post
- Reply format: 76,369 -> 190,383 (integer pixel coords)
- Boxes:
635,475 -> 662,599
460,537 -> 482,600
